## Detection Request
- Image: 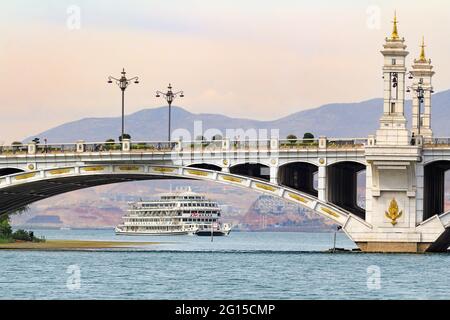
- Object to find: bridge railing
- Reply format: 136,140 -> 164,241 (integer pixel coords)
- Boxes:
0,137 -> 369,156
229,140 -> 271,151
130,141 -> 174,152
327,138 -> 368,148
0,144 -> 28,155
179,140 -> 223,152
279,138 -> 319,149
423,137 -> 450,147
36,143 -> 77,153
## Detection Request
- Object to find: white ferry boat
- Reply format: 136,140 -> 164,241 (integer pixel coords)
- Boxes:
115,188 -> 232,236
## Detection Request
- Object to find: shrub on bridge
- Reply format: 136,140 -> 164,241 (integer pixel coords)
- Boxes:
11,141 -> 23,153
132,142 -> 150,150
300,133 -> 317,146
286,134 -> 298,145
119,133 -> 131,142
104,139 -> 117,151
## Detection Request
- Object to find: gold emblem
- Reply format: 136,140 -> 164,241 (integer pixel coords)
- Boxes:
255,183 -> 276,192
117,165 -> 141,171
288,193 -> 308,204
152,167 -> 176,173
28,164 -> 35,170
223,159 -> 228,166
83,166 -> 105,172
15,172 -> 36,180
321,207 -> 340,218
221,175 -> 243,183
186,169 -> 209,177
385,198 -> 402,225
49,168 -> 71,175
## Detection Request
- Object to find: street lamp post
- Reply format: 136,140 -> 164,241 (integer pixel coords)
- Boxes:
407,75 -> 434,136
156,84 -> 184,142
108,68 -> 139,141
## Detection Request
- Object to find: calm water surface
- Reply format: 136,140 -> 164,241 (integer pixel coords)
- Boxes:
0,229 -> 449,299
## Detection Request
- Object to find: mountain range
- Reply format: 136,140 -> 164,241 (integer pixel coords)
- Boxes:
25,89 -> 450,143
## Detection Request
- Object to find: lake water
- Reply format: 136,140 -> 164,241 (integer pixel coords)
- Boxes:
0,229 -> 449,300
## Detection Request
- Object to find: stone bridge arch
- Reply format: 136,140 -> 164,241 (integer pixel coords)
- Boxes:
327,161 -> 366,219
229,162 -> 270,181
0,164 -> 371,235
187,163 -> 222,171
277,161 -> 318,197
0,168 -> 24,177
423,160 -> 450,219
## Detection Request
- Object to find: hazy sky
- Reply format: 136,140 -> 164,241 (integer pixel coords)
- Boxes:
1,0 -> 449,143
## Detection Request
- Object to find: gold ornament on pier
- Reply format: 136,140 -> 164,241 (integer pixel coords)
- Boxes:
391,11 -> 400,40
419,36 -> 427,62
385,198 -> 402,225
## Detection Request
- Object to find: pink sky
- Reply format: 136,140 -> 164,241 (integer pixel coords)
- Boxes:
0,0 -> 449,143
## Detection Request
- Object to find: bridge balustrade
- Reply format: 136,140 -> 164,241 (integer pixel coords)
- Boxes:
327,138 -> 367,148
279,138 -> 319,149
130,141 -> 174,152
0,137 -> 374,157
423,137 -> 450,147
230,140 -> 271,151
179,140 -> 223,152
0,144 -> 27,155
35,143 -> 77,154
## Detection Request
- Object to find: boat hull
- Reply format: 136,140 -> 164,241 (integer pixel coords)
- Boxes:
195,230 -> 231,236
115,229 -> 195,236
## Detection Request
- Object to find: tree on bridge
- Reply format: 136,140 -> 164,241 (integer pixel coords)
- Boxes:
286,134 -> 298,145
104,138 -> 118,151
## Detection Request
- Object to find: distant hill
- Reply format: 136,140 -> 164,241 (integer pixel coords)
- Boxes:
24,89 -> 450,143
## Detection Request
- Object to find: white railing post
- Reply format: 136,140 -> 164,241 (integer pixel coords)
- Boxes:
270,138 -> 279,150
175,139 -> 182,152
222,138 -> 230,151
318,162 -> 327,201
368,135 -> 376,146
270,165 -> 278,184
416,135 -> 423,147
28,142 -> 37,155
122,139 -> 131,152
319,136 -> 327,149
76,140 -> 85,153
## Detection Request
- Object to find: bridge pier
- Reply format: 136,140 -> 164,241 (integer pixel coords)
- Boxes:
340,20 -> 450,253
355,242 -> 432,253
317,165 -> 327,202
270,166 -> 278,184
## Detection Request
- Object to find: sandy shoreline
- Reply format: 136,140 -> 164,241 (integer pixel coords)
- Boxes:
0,240 -> 159,251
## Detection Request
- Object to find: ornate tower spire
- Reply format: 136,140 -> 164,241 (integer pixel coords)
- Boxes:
376,11 -> 409,145
391,11 -> 400,40
419,36 -> 427,62
410,37 -> 434,139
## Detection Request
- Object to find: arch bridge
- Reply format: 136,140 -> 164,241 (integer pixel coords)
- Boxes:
1,136 -> 450,253
2,17 -> 450,253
